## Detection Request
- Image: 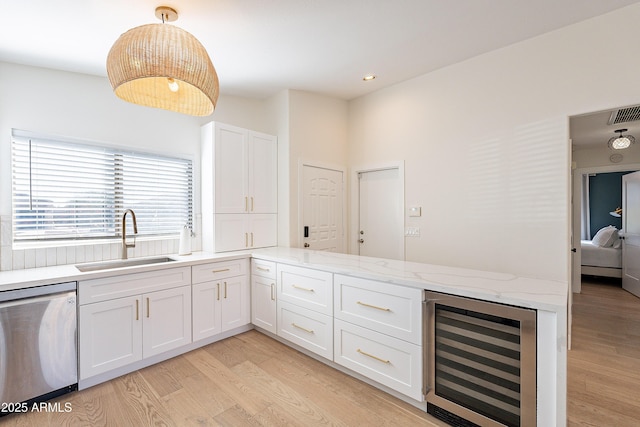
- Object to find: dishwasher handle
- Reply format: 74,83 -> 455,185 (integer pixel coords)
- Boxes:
0,281 -> 76,302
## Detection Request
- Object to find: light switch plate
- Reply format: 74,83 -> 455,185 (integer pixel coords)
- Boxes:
408,206 -> 421,217
405,227 -> 420,237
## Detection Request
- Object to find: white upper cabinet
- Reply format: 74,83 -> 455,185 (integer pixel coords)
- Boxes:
202,122 -> 277,215
202,122 -> 278,253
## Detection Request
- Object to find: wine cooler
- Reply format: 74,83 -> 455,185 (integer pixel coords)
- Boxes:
424,291 -> 536,427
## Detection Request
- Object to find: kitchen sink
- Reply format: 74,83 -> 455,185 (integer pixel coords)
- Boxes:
75,256 -> 176,272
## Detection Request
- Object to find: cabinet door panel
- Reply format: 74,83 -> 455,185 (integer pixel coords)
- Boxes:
334,319 -> 422,401
334,274 -> 422,345
248,132 -> 277,213
221,275 -> 250,332
192,281 -> 222,341
214,214 -> 249,252
214,124 -> 248,213
143,286 -> 192,358
79,296 -> 142,379
251,275 -> 277,333
277,264 -> 333,315
249,214 -> 277,249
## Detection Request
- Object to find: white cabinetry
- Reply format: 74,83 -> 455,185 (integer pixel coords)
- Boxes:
276,263 -> 333,359
333,274 -> 423,401
251,259 -> 277,333
192,259 -> 250,341
79,267 -> 192,380
201,121 -> 277,252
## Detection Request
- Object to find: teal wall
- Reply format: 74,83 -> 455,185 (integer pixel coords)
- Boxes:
588,171 -> 633,236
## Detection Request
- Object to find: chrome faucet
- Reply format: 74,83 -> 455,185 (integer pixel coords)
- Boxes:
121,209 -> 138,260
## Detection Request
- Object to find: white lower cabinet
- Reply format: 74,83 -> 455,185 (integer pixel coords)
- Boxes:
192,260 -> 250,341
251,259 -> 277,333
79,285 -> 191,379
334,319 -> 423,401
278,300 -> 333,359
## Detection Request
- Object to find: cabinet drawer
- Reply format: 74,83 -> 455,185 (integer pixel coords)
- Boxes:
277,264 -> 333,315
192,258 -> 248,284
79,267 -> 191,305
334,275 -> 422,345
251,259 -> 276,279
277,301 -> 333,360
334,319 -> 423,401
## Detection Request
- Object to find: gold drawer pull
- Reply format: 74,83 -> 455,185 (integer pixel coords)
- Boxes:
147,297 -> 150,318
270,283 -> 275,301
292,284 -> 314,292
257,266 -> 270,272
224,282 -> 228,299
217,283 -> 220,301
357,301 -> 391,312
357,349 -> 391,364
136,299 -> 139,320
212,268 -> 230,273
291,323 -> 314,334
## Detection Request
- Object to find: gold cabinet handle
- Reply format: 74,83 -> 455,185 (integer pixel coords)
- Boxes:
245,196 -> 248,212
270,283 -> 275,301
291,323 -> 314,334
147,297 -> 150,318
136,299 -> 139,321
257,266 -> 270,272
245,232 -> 249,247
212,268 -> 230,273
251,232 -> 254,247
292,284 -> 314,292
251,196 -> 254,212
216,283 -> 220,301
357,349 -> 391,364
224,281 -> 228,299
357,301 -> 391,312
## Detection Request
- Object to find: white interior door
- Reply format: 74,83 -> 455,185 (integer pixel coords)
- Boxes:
301,165 -> 344,252
358,168 -> 404,260
622,171 -> 640,298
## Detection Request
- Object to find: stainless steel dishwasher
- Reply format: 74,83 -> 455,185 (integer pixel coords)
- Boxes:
0,282 -> 78,411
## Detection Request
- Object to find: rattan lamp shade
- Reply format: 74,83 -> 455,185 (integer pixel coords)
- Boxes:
106,23 -> 219,116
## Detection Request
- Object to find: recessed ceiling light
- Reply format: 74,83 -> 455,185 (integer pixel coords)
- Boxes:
362,74 -> 376,81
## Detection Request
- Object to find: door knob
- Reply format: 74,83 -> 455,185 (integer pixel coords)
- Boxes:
358,239 -> 364,244
304,243 -> 310,248
360,230 -> 364,235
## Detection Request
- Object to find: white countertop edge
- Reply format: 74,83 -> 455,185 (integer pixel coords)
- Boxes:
0,247 -> 567,312
251,247 -> 567,312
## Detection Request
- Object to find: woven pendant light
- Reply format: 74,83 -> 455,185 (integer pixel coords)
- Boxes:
106,6 -> 219,116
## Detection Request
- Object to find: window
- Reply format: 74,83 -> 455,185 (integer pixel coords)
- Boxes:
11,130 -> 193,244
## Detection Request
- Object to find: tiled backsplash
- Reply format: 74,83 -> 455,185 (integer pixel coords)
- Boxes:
0,215 -> 202,271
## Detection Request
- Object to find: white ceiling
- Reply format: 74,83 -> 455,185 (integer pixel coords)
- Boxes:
571,106 -> 640,149
2,0 -> 640,102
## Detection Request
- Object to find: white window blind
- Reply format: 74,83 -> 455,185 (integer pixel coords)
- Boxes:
11,131 -> 193,243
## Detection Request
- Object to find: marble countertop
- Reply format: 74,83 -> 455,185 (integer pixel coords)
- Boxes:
252,247 -> 567,312
0,251 -> 252,292
0,247 -> 566,312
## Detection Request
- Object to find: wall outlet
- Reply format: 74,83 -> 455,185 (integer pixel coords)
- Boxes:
405,227 -> 420,237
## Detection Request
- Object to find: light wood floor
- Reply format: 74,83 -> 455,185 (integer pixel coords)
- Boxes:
568,277 -> 640,427
0,330 -> 444,427
2,279 -> 639,427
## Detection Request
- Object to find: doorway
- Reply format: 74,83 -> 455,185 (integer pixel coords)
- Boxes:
300,163 -> 345,252
352,164 -> 404,260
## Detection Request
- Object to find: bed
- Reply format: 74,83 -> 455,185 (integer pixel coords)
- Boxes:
581,236 -> 622,278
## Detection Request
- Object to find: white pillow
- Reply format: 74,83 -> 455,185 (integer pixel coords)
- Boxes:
592,226 -> 618,247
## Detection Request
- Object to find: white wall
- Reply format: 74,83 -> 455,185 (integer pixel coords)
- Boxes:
348,4 -> 640,282
286,90 -> 349,247
0,61 -> 270,270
